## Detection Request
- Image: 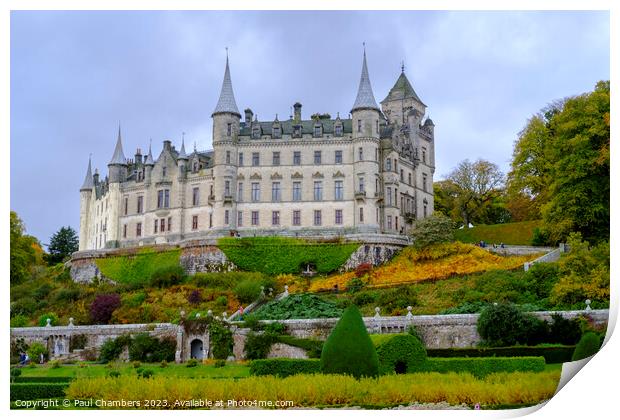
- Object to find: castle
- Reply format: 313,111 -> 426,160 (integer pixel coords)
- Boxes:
78,50 -> 435,251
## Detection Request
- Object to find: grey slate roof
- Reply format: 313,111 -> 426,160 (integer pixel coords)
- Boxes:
351,50 -> 379,112
177,139 -> 188,160
239,118 -> 352,138
212,56 -> 241,117
381,71 -> 425,106
144,143 -> 155,165
80,157 -> 94,191
109,126 -> 126,165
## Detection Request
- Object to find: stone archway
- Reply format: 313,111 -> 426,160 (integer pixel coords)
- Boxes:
190,339 -> 204,360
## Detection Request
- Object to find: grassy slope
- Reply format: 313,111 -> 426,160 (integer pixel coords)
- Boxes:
452,220 -> 542,246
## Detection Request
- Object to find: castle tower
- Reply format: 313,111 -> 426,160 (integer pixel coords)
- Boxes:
380,66 -> 426,126
105,125 -> 127,248
144,141 -> 155,184
212,53 -> 241,230
351,47 -> 381,233
79,156 -> 94,251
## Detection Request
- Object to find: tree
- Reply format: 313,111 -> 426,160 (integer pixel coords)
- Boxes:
409,213 -> 454,248
10,211 -> 43,284
320,305 -> 379,378
507,81 -> 609,243
47,226 -> 79,265
445,159 -> 505,227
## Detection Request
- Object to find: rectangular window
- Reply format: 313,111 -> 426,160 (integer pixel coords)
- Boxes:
408,173 -> 412,185
387,215 -> 392,230
293,151 -> 301,165
209,214 -> 213,228
192,187 -> 199,206
386,158 -> 392,172
358,147 -> 363,161
238,152 -> 244,166
424,204 -> 428,218
357,120 -> 362,132
396,216 -> 399,231
157,190 -> 163,208
192,215 -> 198,230
335,150 -> 342,164
376,120 -> 379,133
252,152 -> 260,166
359,207 -> 364,223
251,211 -> 259,226
335,209 -> 343,225
272,151 -> 280,166
423,173 -> 428,192
394,159 -> 398,172
313,210 -> 322,226
358,177 -> 365,193
137,196 -> 143,213
272,211 -> 280,226
136,222 -> 142,237
154,219 -> 158,234
124,197 -> 128,215
395,189 -> 399,207
313,181 -> 323,201
314,150 -> 322,164
335,180 -> 344,200
160,219 -> 165,232
314,125 -> 321,137
422,147 -> 427,163
123,224 -> 127,238
400,169 -> 404,182
292,182 -> 302,201
237,211 -> 243,227
335,124 -> 343,136
225,180 -> 231,196
251,182 -> 260,202
224,210 -> 230,225
238,182 -> 244,202
227,123 -> 232,137
387,187 -> 392,206
226,151 -> 231,164
272,182 -> 281,202
292,210 -> 301,226
167,217 -> 172,231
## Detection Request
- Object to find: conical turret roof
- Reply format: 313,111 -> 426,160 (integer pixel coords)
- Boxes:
144,141 -> 155,165
178,137 -> 188,160
212,55 -> 241,117
351,49 -> 379,113
80,156 -> 94,191
109,125 -> 126,165
382,70 -> 425,106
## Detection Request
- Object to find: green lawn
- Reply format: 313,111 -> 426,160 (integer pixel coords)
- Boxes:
453,220 -> 542,246
16,361 -> 250,379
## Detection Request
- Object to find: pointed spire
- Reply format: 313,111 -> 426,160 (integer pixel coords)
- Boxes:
212,51 -> 241,117
144,139 -> 155,165
351,45 -> 379,113
382,68 -> 425,106
80,155 -> 94,191
109,124 -> 126,165
178,134 -> 188,160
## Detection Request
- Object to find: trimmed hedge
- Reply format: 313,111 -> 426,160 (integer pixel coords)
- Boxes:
427,346 -> 577,364
376,334 -> 427,374
572,332 -> 601,361
218,237 -> 359,274
13,377 -> 74,384
95,248 -> 181,285
411,357 -> 546,378
249,358 -> 321,377
10,383 -> 68,401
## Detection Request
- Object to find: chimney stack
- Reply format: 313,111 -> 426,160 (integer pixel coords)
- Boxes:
244,108 -> 253,124
293,102 -> 302,122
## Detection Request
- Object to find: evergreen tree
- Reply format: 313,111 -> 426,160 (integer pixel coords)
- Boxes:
47,226 -> 79,264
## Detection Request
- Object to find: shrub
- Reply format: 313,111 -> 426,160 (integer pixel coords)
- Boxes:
547,314 -> 582,345
10,315 -> 29,328
10,297 -> 39,317
253,294 -> 342,320
376,334 -> 427,374
10,384 -> 68,401
90,293 -> 121,324
531,227 -> 551,246
27,342 -> 48,361
234,279 -> 263,304
355,263 -> 373,278
410,214 -> 454,248
320,305 -> 379,379
427,346 -> 577,364
214,359 -> 226,368
128,333 -> 176,363
571,332 -> 601,361
108,370 -> 121,378
210,321 -> 234,360
13,376 -> 74,383
150,265 -> 186,288
477,303 -> 547,347
346,277 -> 365,293
50,360 -> 61,369
98,334 -> 132,363
52,287 -> 81,304
264,322 -> 286,335
352,290 -> 377,306
244,332 -> 278,360
186,359 -> 198,367
414,357 -> 546,378
33,283 -> 53,300
137,368 -> 154,379
376,286 -> 418,314
249,359 -> 321,377
122,292 -> 146,308
38,312 -> 58,327
215,295 -> 228,307
160,360 -> 168,368
10,368 -> 22,381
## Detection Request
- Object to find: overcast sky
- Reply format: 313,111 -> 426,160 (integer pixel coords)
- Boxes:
10,10 -> 609,246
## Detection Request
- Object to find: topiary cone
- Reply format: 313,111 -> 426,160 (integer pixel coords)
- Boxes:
320,305 -> 379,378
571,332 -> 601,361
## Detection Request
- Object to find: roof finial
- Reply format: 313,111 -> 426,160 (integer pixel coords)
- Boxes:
193,141 -> 197,152
225,46 -> 228,58
401,60 -> 405,73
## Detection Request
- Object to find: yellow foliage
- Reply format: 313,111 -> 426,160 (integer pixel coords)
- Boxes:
66,371 -> 560,408
310,243 -> 541,292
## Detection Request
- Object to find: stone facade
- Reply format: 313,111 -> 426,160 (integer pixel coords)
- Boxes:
11,310 -> 607,362
78,51 -> 435,252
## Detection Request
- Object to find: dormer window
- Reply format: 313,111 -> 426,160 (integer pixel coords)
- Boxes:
335,123 -> 343,137
313,124 -> 322,138
272,126 -> 281,139
293,125 -> 302,138
252,126 -> 261,139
